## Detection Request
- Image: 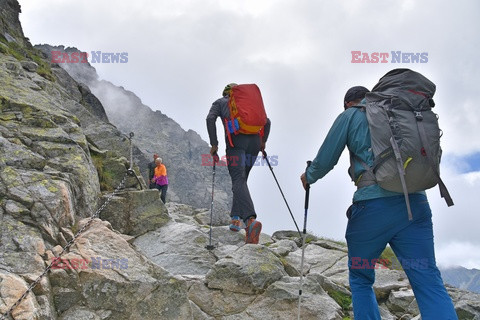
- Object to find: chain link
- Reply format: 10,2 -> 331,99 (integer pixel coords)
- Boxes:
1,173 -> 129,320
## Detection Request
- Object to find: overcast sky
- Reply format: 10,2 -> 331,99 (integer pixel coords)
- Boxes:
19,0 -> 480,269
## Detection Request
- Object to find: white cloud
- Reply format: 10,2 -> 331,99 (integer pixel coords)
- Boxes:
464,172 -> 480,185
436,241 -> 480,270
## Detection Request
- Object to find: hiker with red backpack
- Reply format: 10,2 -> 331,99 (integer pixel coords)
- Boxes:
206,83 -> 271,244
300,70 -> 457,319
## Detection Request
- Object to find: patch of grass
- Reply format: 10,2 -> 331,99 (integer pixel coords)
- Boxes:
36,64 -> 55,81
0,37 -> 55,81
91,154 -> 114,192
31,52 -> 55,81
4,41 -> 24,61
379,245 -> 402,270
0,33 -> 8,44
306,231 -> 347,247
71,222 -> 79,235
0,43 -> 7,54
317,236 -> 347,247
328,290 -> 352,312
304,234 -> 317,244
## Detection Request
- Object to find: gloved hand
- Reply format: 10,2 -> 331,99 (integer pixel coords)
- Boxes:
210,145 -> 218,156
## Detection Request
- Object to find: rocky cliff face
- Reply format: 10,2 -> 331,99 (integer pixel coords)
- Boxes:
1,1 -> 480,319
34,43 -> 232,214
0,0 -> 28,47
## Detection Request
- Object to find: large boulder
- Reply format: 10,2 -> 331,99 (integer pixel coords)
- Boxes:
386,288 -> 419,317
99,189 -> 169,237
205,245 -> 287,294
48,218 -> 192,319
0,271 -> 42,320
236,276 -> 343,320
134,220 -> 217,276
447,287 -> 480,319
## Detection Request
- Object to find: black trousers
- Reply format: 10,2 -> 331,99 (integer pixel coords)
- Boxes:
155,184 -> 168,203
226,134 -> 261,222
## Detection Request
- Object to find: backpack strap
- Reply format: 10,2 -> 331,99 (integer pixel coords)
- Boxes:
224,118 -> 234,148
348,107 -> 377,188
416,116 -> 454,207
389,136 -> 414,220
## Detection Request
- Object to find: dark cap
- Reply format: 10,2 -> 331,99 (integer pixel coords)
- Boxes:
222,83 -> 238,97
344,86 -> 369,109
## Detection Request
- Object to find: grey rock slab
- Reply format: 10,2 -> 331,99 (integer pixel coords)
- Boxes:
51,219 -> 193,320
188,279 -> 256,317
286,243 -> 348,276
133,220 -> 217,275
386,288 -> 417,315
227,276 -> 343,320
206,245 -> 287,294
373,269 -> 410,300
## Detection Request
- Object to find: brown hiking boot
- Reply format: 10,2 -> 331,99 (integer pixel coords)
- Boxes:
245,217 -> 262,244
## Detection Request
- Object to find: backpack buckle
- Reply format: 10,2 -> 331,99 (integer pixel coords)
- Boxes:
414,111 -> 423,121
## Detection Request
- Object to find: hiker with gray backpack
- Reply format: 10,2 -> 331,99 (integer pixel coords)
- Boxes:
300,69 -> 457,319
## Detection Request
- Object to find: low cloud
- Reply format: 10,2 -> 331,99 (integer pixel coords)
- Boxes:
436,241 -> 480,269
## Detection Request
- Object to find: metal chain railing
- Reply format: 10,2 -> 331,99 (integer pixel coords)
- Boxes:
0,172 -> 129,320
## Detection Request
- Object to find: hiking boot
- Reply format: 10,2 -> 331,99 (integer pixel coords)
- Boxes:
229,216 -> 242,232
245,217 -> 262,244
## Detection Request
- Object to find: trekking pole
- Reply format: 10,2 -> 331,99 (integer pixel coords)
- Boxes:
262,150 -> 302,238
206,153 -> 218,250
298,160 -> 312,320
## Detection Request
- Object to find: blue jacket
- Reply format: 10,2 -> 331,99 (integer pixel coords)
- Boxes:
306,106 -> 407,203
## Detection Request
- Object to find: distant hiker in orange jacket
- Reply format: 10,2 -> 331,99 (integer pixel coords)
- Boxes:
152,157 -> 168,203
206,83 -> 271,244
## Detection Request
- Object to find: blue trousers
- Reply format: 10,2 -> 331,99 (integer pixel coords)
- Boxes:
345,194 -> 457,320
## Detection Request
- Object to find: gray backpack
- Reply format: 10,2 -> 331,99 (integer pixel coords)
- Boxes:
353,69 -> 453,219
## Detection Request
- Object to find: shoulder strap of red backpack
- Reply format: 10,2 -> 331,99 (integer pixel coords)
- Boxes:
224,118 -> 234,147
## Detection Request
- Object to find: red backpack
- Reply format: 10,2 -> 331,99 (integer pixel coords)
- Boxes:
224,84 -> 267,147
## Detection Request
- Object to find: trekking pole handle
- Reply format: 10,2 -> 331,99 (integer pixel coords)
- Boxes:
262,150 -> 274,173
304,161 -> 312,209
212,152 -> 219,165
